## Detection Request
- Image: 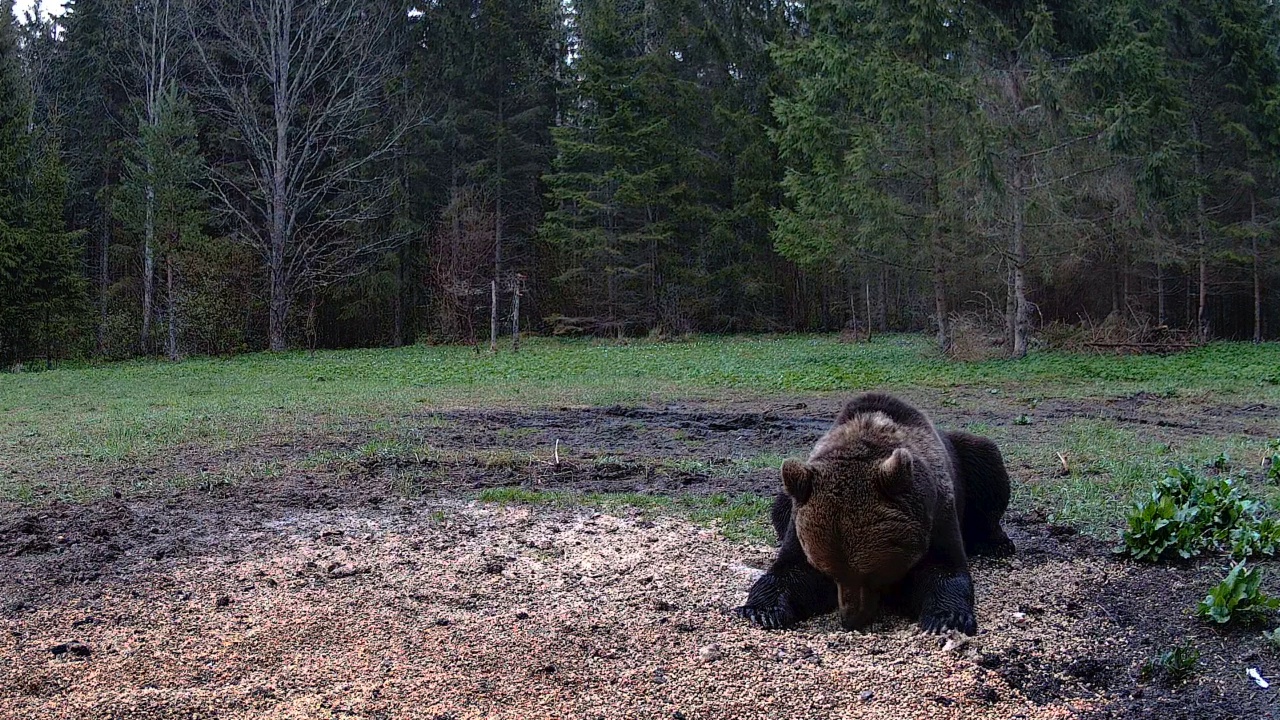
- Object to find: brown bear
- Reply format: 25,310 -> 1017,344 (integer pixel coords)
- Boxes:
735,392 -> 1013,635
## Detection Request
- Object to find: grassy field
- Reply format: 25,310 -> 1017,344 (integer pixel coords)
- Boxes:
2,334 -> 1278,534
4,334 -> 1277,459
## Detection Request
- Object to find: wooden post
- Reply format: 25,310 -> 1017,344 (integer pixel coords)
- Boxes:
511,274 -> 522,352
490,279 -> 499,354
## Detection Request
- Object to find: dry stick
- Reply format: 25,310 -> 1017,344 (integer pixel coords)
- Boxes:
1056,452 -> 1070,476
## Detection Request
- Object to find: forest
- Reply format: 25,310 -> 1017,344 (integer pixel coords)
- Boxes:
1,0 -> 1279,364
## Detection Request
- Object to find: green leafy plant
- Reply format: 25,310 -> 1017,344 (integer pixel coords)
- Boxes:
1196,561 -> 1280,625
1208,452 -> 1231,471
1141,644 -> 1199,686
1262,628 -> 1280,651
1119,492 -> 1206,561
1230,518 -> 1280,559
1118,465 -> 1277,562
1264,440 -> 1280,484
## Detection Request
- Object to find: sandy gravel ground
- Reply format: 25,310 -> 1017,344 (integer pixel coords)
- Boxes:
1,499 -> 1136,720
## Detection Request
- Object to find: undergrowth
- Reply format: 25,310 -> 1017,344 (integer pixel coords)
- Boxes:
1118,465 -> 1280,562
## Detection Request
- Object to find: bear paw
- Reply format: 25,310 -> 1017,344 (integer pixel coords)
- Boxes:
968,537 -> 1016,558
733,603 -> 795,630
919,609 -> 977,636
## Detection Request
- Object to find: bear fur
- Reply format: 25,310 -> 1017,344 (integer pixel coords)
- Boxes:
735,392 -> 1013,635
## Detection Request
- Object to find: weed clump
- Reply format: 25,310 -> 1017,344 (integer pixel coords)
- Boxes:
1140,644 -> 1199,686
1118,466 -> 1279,562
1195,561 -> 1280,626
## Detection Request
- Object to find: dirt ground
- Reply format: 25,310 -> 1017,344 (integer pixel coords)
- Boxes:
3,391 -> 1279,719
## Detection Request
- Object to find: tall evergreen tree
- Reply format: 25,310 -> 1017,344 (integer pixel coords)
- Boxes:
59,0 -> 129,355
771,0 -> 983,351
115,85 -> 205,361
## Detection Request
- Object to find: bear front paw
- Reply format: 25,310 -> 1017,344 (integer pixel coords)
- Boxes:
919,609 -> 977,636
734,604 -> 793,630
969,537 -> 1016,558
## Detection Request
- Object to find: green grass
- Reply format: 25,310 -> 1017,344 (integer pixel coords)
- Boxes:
3,334 -> 1276,468
3,334 -> 1279,539
477,487 -> 774,542
1014,418 -> 1280,534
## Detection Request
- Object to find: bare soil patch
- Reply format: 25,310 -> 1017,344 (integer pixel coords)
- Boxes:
3,394 -> 1279,718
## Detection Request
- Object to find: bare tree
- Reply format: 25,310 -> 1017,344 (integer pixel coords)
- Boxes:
190,0 -> 408,351
114,0 -> 185,354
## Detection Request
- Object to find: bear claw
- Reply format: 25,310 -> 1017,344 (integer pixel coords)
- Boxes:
734,604 -> 791,630
919,610 -> 977,636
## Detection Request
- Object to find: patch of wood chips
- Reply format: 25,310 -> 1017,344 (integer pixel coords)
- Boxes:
2,501 -> 1120,719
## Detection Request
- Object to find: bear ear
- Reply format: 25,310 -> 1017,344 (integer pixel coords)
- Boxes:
877,447 -> 913,494
782,459 -> 814,506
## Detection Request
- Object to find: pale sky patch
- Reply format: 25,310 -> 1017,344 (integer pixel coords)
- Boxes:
14,0 -> 67,21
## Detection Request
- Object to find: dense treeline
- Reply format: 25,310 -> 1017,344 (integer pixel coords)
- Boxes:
1,0 -> 1278,364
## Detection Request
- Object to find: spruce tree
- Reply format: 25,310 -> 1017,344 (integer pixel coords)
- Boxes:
115,85 -> 206,361
771,0 -> 980,351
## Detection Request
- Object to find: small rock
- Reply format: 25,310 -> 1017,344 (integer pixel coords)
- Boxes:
673,712 -> 687,720
941,631 -> 969,653
652,599 -> 675,611
858,690 -> 874,702
215,595 -> 232,608
435,618 -> 451,626
932,695 -> 956,707
49,641 -> 91,658
698,643 -> 723,663
968,684 -> 1000,703
328,564 -> 367,579
652,667 -> 668,684
515,611 -> 529,620
977,652 -> 1003,669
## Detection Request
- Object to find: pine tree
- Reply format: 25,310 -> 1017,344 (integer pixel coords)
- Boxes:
21,133 -> 88,364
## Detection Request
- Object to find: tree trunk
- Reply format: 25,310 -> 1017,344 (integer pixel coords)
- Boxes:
268,0 -> 291,353
1156,264 -> 1166,326
165,252 -> 178,361
1012,222 -> 1029,358
864,279 -> 873,342
489,279 -> 498,353
511,278 -> 521,352
924,105 -> 949,353
1253,195 -> 1262,344
877,265 -> 888,330
393,244 -> 405,347
495,92 -> 504,297
141,183 -> 155,353
1192,119 -> 1209,341
1004,262 -> 1015,350
97,194 -> 109,356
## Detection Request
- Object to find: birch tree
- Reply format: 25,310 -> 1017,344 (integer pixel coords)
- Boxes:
115,0 -> 185,353
192,0 -> 407,351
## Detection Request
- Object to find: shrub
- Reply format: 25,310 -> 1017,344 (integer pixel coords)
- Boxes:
1118,465 -> 1278,562
1196,561 -> 1280,626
